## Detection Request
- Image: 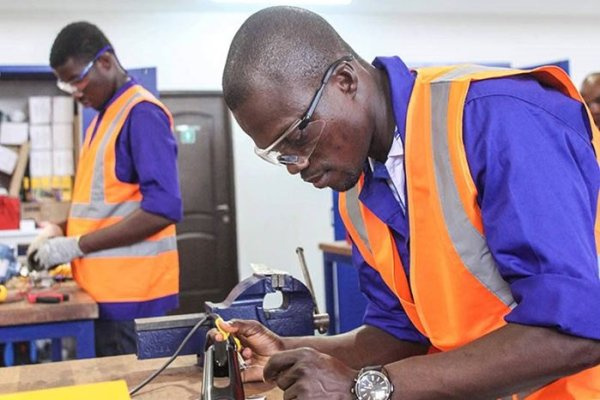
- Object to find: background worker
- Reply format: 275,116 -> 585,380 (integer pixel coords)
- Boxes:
581,72 -> 600,129
216,6 -> 600,399
26,22 -> 182,356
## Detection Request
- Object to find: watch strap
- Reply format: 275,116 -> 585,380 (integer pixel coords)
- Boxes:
359,365 -> 383,373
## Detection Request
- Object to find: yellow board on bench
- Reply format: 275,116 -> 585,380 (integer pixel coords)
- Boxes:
0,380 -> 130,400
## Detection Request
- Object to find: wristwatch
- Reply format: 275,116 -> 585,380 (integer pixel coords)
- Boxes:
351,365 -> 394,400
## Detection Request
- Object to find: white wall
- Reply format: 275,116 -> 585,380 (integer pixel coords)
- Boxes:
1,8 -> 599,311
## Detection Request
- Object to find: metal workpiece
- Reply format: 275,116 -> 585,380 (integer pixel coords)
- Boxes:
201,336 -> 245,400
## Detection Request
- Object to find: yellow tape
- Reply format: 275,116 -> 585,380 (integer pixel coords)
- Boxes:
0,285 -> 7,302
215,317 -> 241,350
0,380 -> 130,400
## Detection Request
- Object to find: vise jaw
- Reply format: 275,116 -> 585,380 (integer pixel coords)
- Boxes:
135,272 -> 325,360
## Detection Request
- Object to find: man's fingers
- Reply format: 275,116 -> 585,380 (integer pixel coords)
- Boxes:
274,363 -> 306,391
26,237 -> 47,257
282,382 -> 303,400
227,319 -> 263,335
241,365 -> 264,383
206,328 -> 225,344
216,319 -> 237,333
241,347 -> 253,358
263,348 -> 315,382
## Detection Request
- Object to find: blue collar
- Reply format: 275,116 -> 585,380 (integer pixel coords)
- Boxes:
356,56 -> 414,236
371,56 -> 415,143
100,77 -> 137,112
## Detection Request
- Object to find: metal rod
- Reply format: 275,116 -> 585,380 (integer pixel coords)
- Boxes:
295,247 -> 320,314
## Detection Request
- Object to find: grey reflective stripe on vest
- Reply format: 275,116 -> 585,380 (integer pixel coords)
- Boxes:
344,183 -> 372,254
71,93 -> 144,220
430,68 -> 516,308
91,93 -> 143,203
70,200 -> 140,219
84,236 -> 177,259
433,64 -> 510,82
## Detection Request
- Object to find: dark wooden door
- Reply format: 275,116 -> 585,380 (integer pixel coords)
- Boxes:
160,92 -> 238,314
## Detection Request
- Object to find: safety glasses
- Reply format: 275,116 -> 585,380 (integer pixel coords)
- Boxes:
56,45 -> 113,94
254,55 -> 354,166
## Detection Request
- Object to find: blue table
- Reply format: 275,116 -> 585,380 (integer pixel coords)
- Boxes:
0,283 -> 98,366
320,241 -> 367,335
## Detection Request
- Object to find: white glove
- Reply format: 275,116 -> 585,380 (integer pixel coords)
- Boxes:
26,222 -> 64,259
33,237 -> 84,270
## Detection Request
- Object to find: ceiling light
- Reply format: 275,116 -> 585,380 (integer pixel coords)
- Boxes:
211,0 -> 352,5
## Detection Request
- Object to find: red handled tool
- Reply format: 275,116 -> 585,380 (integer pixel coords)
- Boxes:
27,292 -> 70,304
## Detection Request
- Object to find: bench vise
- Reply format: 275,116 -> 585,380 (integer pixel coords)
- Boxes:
135,272 -> 329,360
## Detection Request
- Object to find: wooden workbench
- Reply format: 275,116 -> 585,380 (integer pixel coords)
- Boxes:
0,354 -> 283,399
1,281 -> 97,325
318,240 -> 351,257
0,281 -> 98,364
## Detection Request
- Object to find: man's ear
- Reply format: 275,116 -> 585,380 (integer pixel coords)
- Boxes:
332,62 -> 358,98
96,52 -> 113,72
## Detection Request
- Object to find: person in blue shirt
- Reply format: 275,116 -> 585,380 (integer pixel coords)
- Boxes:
27,22 -> 183,357
214,6 -> 600,400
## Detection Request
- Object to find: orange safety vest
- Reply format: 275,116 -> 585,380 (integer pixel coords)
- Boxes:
339,64 -> 600,399
67,84 -> 179,309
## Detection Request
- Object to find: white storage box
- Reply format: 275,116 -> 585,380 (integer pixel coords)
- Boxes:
52,149 -> 74,176
29,125 -> 52,150
0,122 -> 28,145
0,145 -> 18,174
29,150 -> 52,177
28,96 -> 52,125
52,123 -> 73,149
52,96 -> 74,123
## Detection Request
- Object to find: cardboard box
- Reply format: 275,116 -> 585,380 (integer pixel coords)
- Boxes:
51,123 -> 73,149
52,96 -> 74,123
0,122 -> 28,145
52,150 -> 74,176
29,150 -> 52,177
29,125 -> 52,150
21,200 -> 71,223
0,145 -> 18,174
28,96 -> 52,125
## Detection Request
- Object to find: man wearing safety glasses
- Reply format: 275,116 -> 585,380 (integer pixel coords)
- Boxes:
215,6 -> 600,400
26,22 -> 182,357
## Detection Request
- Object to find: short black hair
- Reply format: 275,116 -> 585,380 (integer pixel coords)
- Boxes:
222,6 -> 360,111
50,21 -> 112,68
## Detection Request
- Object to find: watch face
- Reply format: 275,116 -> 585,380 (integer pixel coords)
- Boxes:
355,370 -> 392,400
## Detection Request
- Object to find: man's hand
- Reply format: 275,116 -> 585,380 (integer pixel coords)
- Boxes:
33,237 -> 83,270
211,319 -> 285,382
264,347 -> 358,400
26,222 -> 64,260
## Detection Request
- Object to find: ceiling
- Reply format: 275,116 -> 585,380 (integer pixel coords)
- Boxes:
0,0 -> 599,16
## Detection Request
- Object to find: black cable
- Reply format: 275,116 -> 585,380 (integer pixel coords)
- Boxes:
129,313 -> 215,396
